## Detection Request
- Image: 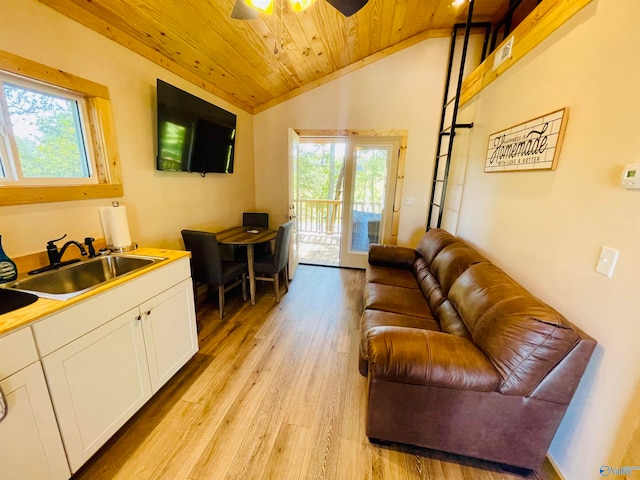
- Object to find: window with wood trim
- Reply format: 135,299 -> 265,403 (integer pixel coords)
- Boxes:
0,50 -> 122,206
0,73 -> 97,185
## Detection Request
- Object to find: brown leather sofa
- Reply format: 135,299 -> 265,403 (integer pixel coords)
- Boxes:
359,228 -> 596,471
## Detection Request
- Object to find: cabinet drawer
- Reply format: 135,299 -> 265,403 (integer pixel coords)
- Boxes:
0,328 -> 38,381
32,257 -> 190,356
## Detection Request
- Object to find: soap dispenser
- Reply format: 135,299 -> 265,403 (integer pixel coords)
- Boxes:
0,235 -> 18,283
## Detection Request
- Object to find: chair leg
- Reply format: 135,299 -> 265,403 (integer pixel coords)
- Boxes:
218,285 -> 225,319
274,273 -> 280,303
241,273 -> 248,301
283,266 -> 289,293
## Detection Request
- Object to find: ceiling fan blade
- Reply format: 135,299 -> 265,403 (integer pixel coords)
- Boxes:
326,0 -> 368,16
231,0 -> 260,19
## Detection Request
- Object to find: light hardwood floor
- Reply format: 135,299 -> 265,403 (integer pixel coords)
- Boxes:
73,265 -> 554,480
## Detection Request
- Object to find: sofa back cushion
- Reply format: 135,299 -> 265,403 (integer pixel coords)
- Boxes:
448,263 -> 579,396
430,243 -> 488,295
436,300 -> 472,341
416,228 -> 459,266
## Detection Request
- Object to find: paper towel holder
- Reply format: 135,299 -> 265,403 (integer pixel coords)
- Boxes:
103,201 -> 138,252
108,242 -> 139,253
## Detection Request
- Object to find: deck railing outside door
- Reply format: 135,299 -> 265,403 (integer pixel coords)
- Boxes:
296,199 -> 383,235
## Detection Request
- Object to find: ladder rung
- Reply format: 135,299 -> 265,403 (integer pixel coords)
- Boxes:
454,122 -> 474,129
444,96 -> 457,108
431,203 -> 441,208
433,179 -> 445,183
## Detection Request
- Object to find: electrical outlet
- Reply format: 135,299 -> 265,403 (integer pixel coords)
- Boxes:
404,196 -> 414,206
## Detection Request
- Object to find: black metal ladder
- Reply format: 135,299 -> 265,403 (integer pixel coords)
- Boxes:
426,0 -> 490,230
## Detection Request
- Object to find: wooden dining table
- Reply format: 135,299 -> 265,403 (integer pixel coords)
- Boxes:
216,225 -> 277,305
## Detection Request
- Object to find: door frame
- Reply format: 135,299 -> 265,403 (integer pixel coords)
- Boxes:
287,128 -> 300,279
294,129 -> 408,254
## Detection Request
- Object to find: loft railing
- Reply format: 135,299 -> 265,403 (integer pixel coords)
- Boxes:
295,199 -> 382,235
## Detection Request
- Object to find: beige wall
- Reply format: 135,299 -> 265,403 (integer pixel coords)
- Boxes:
0,0 -> 255,258
253,38 -> 453,246
454,2 -> 640,478
3,0 -> 638,477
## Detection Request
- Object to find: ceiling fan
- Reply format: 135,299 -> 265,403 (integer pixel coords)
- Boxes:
231,0 -> 369,19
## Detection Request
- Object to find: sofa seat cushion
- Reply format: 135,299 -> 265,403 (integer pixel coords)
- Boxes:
366,265 -> 419,289
364,283 -> 432,319
365,327 -> 501,392
360,309 -> 440,359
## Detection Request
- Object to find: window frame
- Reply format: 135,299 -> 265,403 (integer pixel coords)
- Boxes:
0,74 -> 98,186
0,49 -> 123,206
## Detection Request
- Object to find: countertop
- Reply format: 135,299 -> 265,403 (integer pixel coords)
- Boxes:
0,247 -> 191,337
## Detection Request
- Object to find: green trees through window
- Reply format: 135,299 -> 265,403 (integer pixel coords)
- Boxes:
0,77 -> 93,182
297,141 -> 387,206
298,142 -> 345,201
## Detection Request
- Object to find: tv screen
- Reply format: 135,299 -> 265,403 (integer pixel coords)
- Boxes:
156,79 -> 236,174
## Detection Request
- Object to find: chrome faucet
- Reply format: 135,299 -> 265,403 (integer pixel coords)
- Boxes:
46,234 -> 87,265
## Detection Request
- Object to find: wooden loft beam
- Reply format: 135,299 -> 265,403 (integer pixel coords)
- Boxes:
459,0 -> 594,107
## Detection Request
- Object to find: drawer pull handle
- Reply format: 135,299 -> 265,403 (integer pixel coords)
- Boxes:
145,310 -> 151,316
135,314 -> 142,321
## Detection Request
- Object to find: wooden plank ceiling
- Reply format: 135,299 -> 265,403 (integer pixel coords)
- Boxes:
39,0 -> 512,113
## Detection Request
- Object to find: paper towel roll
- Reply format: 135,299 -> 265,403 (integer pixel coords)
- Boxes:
100,204 -> 132,249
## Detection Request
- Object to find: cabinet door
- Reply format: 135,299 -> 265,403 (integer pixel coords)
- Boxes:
42,307 -> 152,473
0,362 -> 70,480
140,278 -> 198,392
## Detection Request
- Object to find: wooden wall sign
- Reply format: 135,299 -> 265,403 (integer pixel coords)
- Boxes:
484,108 -> 569,172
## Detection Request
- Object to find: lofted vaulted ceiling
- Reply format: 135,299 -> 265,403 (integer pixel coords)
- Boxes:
39,0 -> 515,113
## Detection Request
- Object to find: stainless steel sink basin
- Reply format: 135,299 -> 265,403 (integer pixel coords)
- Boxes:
4,254 -> 166,300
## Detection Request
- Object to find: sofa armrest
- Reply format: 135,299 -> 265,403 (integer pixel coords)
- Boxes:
368,244 -> 417,269
365,326 -> 501,392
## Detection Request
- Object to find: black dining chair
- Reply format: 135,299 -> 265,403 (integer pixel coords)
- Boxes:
243,212 -> 269,228
181,230 -> 247,319
254,221 -> 293,303
235,212 -> 271,261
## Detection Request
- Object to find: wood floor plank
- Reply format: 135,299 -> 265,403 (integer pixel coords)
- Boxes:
261,422 -> 310,480
284,311 -> 337,428
299,351 -> 350,480
224,332 -> 312,480
72,265 -> 548,480
189,323 -> 298,480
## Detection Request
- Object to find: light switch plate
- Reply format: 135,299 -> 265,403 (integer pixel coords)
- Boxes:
596,246 -> 619,278
404,196 -> 414,206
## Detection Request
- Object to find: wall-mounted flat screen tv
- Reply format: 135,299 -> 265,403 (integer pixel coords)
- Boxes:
156,79 -> 236,174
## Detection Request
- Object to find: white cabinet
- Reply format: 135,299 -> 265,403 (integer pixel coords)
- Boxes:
42,307 -> 152,472
32,258 -> 198,474
0,329 -> 70,480
140,280 -> 198,391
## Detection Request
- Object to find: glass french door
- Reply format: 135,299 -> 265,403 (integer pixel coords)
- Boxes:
340,137 -> 399,269
291,134 -> 399,269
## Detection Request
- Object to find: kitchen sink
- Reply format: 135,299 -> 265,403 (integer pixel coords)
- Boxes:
3,254 -> 166,300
